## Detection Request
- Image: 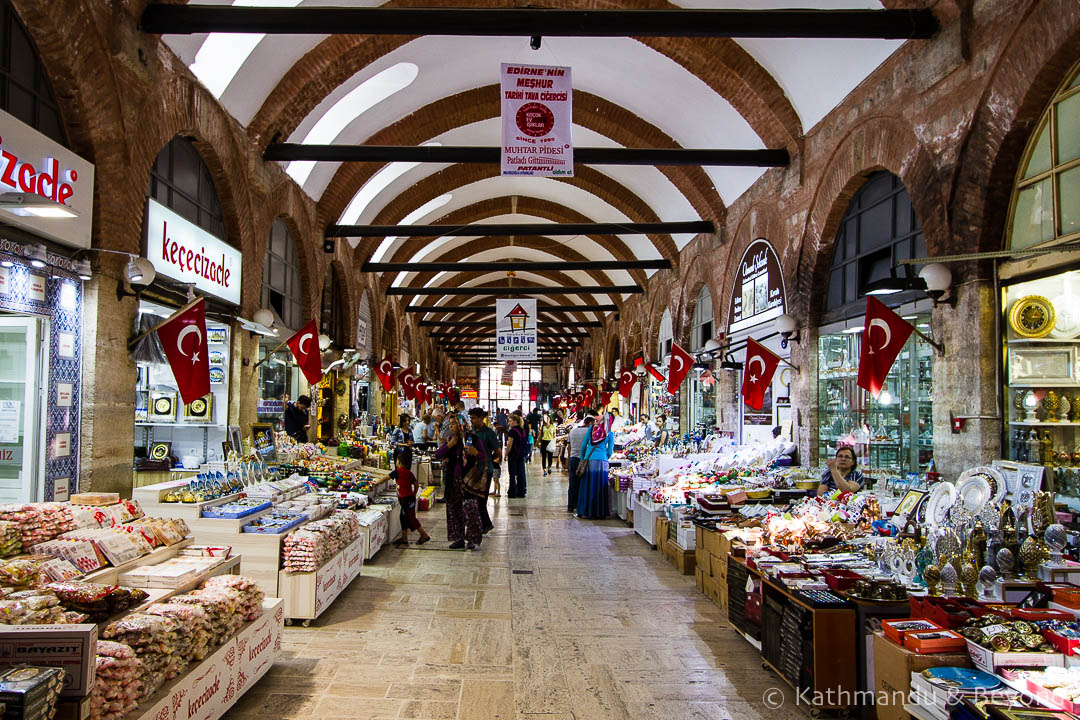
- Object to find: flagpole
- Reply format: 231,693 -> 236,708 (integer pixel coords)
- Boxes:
126,295 -> 204,350
252,336 -> 292,369
910,326 -> 944,354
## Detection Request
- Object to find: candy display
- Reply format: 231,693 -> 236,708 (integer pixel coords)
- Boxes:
102,612 -> 183,696
282,511 -> 360,573
90,641 -> 143,720
0,504 -> 48,547
169,592 -> 239,645
200,498 -> 270,519
0,520 -> 22,558
32,538 -> 106,574
46,582 -> 150,622
201,575 -> 264,621
0,558 -> 41,587
142,602 -> 212,661
241,509 -> 306,533
0,665 -> 65,720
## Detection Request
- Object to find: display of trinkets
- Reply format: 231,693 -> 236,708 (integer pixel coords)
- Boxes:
162,471 -> 244,503
958,616 -> 1057,653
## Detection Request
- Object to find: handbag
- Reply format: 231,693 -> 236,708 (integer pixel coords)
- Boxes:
545,439 -> 556,453
461,461 -> 488,497
576,441 -> 597,478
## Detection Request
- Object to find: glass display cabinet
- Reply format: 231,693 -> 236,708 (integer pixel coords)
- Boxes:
817,314 -> 934,475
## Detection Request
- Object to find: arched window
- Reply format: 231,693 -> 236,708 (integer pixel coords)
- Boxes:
690,286 -> 713,352
0,0 -> 65,144
824,171 -> 924,320
261,219 -> 302,331
356,291 -> 372,357
147,136 -> 226,240
1007,62 -> 1080,249
657,309 -> 672,359
320,265 -> 346,347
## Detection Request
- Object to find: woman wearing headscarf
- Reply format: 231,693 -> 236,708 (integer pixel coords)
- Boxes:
576,411 -> 616,519
433,415 -> 488,549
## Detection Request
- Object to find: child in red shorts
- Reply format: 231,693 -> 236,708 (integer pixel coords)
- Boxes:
391,449 -> 430,546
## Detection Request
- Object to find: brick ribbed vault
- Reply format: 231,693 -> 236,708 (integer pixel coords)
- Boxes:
315,87 -> 727,238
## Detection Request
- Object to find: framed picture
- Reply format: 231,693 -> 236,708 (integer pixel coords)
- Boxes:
183,394 -> 213,423
209,350 -> 226,366
221,441 -> 233,458
895,489 -> 928,517
207,328 -> 227,345
228,426 -> 243,458
251,422 -> 277,462
1007,346 -> 1077,386
148,391 -> 177,422
209,367 -> 226,384
148,442 -> 171,462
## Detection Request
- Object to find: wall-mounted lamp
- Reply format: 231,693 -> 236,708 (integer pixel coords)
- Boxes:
919,263 -> 954,306
776,313 -> 799,349
318,333 -> 332,351
74,259 -> 92,281
23,243 -> 47,269
0,192 -> 78,219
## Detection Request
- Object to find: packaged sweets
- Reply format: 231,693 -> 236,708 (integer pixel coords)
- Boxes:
91,641 -> 143,720
201,575 -> 264,621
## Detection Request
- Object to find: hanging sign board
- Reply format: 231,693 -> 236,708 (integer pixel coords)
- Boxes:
500,63 -> 573,177
496,299 -> 537,361
726,239 -> 787,334
144,198 -> 243,305
0,109 -> 95,249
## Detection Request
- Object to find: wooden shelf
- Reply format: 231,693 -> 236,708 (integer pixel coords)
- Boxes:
83,537 -> 193,585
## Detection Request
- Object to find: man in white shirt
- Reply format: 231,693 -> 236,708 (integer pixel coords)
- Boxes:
610,408 -> 627,433
566,415 -> 595,513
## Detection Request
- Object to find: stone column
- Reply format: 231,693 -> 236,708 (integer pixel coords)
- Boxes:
929,278 -> 1001,478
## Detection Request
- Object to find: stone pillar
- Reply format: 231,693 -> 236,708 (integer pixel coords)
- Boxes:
79,253 -> 139,495
791,325 -> 819,468
929,278 -> 1001,478
233,328 -> 260,434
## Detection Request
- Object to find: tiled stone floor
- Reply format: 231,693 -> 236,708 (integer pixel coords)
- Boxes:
224,464 -> 798,719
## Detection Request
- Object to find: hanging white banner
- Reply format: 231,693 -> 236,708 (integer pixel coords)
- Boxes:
500,63 -> 573,177
496,299 -> 537,361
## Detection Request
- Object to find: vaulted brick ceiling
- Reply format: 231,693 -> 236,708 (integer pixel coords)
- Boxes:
159,0 -> 905,334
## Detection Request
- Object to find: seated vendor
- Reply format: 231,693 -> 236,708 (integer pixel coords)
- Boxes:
817,446 -> 863,496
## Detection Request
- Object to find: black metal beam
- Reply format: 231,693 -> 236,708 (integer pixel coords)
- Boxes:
439,342 -> 580,348
141,7 -> 939,40
327,221 -> 711,238
267,144 -> 788,168
420,320 -> 601,328
366,260 -> 669,273
406,304 -> 617,313
429,331 -> 589,338
387,285 -> 641,296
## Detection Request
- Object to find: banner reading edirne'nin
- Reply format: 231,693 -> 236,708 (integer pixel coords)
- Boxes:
500,63 -> 573,177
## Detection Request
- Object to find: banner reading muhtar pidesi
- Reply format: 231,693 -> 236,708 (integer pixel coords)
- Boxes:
500,63 -> 573,177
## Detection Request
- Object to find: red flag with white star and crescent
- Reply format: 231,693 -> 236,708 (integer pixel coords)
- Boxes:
154,297 -> 210,406
857,296 -> 915,398
667,342 -> 694,394
740,338 -> 780,412
618,365 -> 635,398
375,355 -> 396,392
285,319 -> 323,386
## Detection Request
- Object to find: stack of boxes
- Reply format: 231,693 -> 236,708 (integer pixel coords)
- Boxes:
654,515 -> 696,575
695,526 -> 740,612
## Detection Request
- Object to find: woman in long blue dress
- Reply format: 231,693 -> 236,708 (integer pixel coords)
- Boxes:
576,413 -> 615,519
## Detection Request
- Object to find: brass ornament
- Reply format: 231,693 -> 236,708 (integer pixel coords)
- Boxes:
1009,295 -> 1057,338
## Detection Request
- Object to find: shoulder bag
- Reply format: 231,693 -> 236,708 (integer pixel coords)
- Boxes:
576,438 -> 597,478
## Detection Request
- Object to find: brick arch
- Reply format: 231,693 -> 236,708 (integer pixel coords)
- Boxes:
256,182 -> 320,322
676,245 -> 719,346
794,115 -> 947,324
646,283 -> 674,361
381,302 -> 399,358
400,235 -> 633,304
370,197 -> 655,288
417,267 -> 627,308
950,0 -> 1080,257
247,0 -> 802,160
315,87 -> 724,232
319,259 -> 355,347
9,0 -> 139,250
352,162 -> 681,265
408,292 -> 595,328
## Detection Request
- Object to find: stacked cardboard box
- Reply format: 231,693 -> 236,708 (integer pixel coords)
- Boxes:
694,527 -> 742,613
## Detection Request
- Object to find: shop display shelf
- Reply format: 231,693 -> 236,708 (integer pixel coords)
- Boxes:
82,536 -> 194,585
135,422 -> 228,429
126,597 -> 284,720
279,535 -> 365,624
1008,421 -> 1080,426
126,555 -> 242,607
1008,338 -> 1080,344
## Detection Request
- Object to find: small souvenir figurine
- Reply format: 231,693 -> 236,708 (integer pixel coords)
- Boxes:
1045,391 -> 1060,423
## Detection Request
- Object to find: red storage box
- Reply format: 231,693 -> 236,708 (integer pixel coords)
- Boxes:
909,596 -> 1004,629
417,496 -> 431,511
1043,628 -> 1080,656
903,628 -> 968,654
1012,608 -> 1074,622
1043,582 -> 1080,609
823,568 -> 865,593
882,618 -> 941,645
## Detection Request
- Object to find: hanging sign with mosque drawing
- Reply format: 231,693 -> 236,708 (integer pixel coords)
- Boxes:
496,299 -> 537,361
727,239 -> 786,334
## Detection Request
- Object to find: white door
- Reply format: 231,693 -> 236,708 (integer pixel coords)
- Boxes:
0,316 -> 48,502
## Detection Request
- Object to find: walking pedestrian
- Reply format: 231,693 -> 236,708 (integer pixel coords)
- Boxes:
505,414 -> 528,498
433,415 -> 486,549
566,415 -> 594,513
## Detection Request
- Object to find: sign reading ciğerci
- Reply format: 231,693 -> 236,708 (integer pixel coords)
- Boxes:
500,63 -> 573,177
144,198 -> 242,305
496,299 -> 537,361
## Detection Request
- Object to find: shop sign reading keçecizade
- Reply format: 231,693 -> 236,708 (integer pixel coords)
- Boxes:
0,109 -> 95,250
144,198 -> 242,305
726,239 -> 787,334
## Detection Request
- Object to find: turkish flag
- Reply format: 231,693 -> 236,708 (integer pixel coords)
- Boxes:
424,384 -> 434,404
285,319 -> 323,386
449,386 -> 461,404
741,338 -> 781,411
857,296 -> 915,397
583,383 -> 597,407
601,391 -> 612,407
375,355 -> 396,392
646,362 -> 665,383
155,298 -> 210,405
618,365 -> 636,398
414,379 -> 426,404
667,342 -> 694,394
399,369 -> 417,401
574,392 -> 585,407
